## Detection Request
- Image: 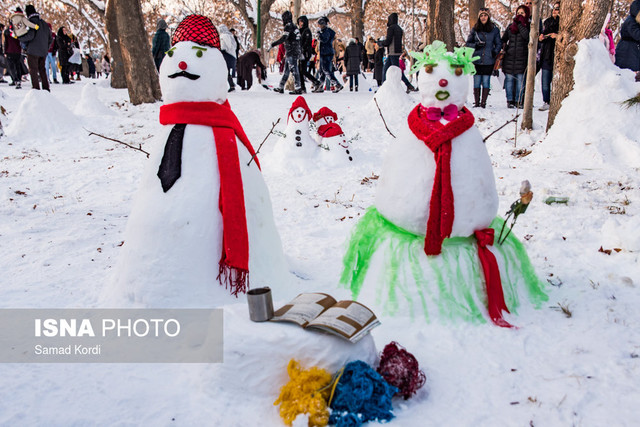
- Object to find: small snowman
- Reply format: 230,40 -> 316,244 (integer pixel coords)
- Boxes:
270,96 -> 319,172
341,41 -> 547,327
106,15 -> 288,308
313,107 -> 354,165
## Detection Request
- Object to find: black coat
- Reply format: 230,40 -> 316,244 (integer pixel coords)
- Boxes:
381,13 -> 403,56
539,16 -> 559,69
615,0 -> 640,72
344,42 -> 362,76
271,12 -> 301,59
24,14 -> 52,57
298,16 -> 314,60
237,51 -> 266,81
466,24 -> 502,66
501,20 -> 530,75
56,29 -> 73,63
373,48 -> 384,82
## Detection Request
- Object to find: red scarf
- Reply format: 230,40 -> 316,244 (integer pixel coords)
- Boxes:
159,101 -> 260,297
407,104 -> 475,256
475,229 -> 513,328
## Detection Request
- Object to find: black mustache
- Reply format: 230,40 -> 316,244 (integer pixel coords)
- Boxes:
168,70 -> 200,80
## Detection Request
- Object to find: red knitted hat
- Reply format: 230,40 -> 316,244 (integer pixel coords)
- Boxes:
313,107 -> 338,122
288,96 -> 312,122
172,15 -> 220,49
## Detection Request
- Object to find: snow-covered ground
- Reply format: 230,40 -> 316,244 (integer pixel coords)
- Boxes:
1,39 -> 639,425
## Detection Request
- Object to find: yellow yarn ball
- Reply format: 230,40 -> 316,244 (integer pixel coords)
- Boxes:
274,359 -> 333,427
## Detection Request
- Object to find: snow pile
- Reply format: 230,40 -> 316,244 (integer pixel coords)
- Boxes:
366,66 -> 414,134
6,89 -> 80,138
535,39 -> 640,169
209,304 -> 377,400
600,217 -> 640,252
74,83 -> 115,117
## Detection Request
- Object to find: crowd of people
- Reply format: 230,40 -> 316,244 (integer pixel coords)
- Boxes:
0,5 -> 112,91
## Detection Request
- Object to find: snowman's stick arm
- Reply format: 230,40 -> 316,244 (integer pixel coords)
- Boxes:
248,118 -> 281,166
482,114 -> 519,143
374,98 -> 396,139
84,128 -> 150,158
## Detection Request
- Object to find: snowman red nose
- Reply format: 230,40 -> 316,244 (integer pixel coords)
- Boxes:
439,79 -> 448,87
178,61 -> 188,70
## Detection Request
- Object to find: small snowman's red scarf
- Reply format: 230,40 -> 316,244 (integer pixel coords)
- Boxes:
408,104 -> 474,256
159,101 -> 260,297
317,122 -> 344,138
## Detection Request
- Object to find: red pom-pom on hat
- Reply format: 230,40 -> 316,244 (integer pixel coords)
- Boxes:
313,107 -> 338,122
172,15 -> 220,49
288,96 -> 312,122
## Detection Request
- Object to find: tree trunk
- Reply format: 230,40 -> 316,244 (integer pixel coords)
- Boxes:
426,0 -> 456,50
349,0 -> 365,42
105,0 -> 126,89
468,0 -> 485,30
113,0 -> 162,104
546,0 -> 613,130
292,0 -> 301,21
521,0 -> 542,130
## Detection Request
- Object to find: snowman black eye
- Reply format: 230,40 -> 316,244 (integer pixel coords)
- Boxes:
166,49 -> 174,57
196,50 -> 203,58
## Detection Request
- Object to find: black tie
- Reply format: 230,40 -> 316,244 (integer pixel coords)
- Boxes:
157,124 -> 186,192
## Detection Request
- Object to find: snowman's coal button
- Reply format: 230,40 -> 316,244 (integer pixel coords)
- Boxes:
295,130 -> 301,135
346,150 -> 350,154
296,142 -> 302,147
295,136 -> 301,141
349,156 -> 353,161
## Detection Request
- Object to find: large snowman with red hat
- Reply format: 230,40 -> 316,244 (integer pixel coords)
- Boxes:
105,15 -> 288,308
313,107 -> 356,166
341,41 -> 547,327
270,96 -> 319,172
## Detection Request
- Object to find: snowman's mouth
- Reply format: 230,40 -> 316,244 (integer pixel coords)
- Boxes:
435,90 -> 450,101
168,70 -> 200,80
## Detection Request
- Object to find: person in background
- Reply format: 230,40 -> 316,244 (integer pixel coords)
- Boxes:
9,7 -> 38,40
23,5 -> 52,91
236,50 -> 266,90
102,54 -> 110,78
70,32 -> 81,80
86,53 -> 95,78
314,16 -> 343,93
365,36 -> 375,71
538,2 -> 560,111
45,23 -> 58,83
95,54 -> 102,78
230,28 -> 241,78
600,14 -> 616,63
151,19 -> 170,71
218,24 -> 237,92
297,15 -> 321,93
56,26 -> 72,84
615,0 -> 640,75
0,24 -> 6,83
380,13 -> 416,92
270,11 -> 303,95
501,5 -> 530,108
466,7 -> 501,108
373,38 -> 384,87
344,38 -> 362,91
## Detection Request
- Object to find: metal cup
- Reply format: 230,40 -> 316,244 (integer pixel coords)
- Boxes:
247,287 -> 274,322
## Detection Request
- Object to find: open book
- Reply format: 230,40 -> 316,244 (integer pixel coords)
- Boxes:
271,293 -> 380,343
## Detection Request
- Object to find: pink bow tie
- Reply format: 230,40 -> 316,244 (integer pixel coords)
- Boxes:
423,104 -> 459,121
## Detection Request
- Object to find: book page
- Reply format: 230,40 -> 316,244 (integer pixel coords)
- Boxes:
271,293 -> 337,327
306,300 -> 380,342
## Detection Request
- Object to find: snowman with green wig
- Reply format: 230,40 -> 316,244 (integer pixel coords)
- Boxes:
341,41 -> 547,327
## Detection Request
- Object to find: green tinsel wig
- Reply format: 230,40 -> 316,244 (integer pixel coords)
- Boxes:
409,40 -> 479,76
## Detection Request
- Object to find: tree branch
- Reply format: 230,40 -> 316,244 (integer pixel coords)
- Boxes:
85,128 -> 150,157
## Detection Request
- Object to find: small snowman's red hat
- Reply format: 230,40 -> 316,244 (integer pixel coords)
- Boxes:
172,15 -> 220,49
288,96 -> 312,122
313,107 -> 338,122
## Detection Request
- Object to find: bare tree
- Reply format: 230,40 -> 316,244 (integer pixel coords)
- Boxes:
521,0 -> 541,130
108,0 -> 162,104
228,0 -> 278,48
344,0 -> 373,41
426,0 -> 456,49
546,0 -> 613,130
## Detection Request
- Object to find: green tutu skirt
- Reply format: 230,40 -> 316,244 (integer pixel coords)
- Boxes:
340,207 -> 548,324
